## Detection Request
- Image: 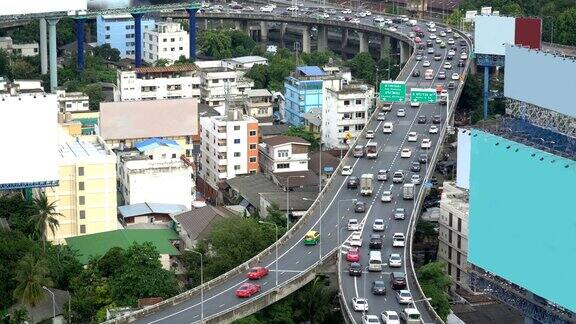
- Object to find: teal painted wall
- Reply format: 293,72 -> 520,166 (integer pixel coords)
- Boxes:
469,129 -> 576,312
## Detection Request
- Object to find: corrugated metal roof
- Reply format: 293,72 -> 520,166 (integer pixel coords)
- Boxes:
118,202 -> 188,218
134,64 -> 198,74
135,137 -> 181,152
297,66 -> 326,77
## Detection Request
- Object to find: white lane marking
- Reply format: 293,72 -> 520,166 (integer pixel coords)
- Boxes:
354,276 -> 359,298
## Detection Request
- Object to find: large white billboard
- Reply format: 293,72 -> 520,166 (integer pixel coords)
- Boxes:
474,15 -> 516,56
504,45 -> 576,118
2,0 -> 87,16
0,94 -> 59,188
456,128 -> 471,190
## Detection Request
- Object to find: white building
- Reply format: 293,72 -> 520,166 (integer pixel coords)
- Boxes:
438,181 -> 471,292
199,108 -> 259,193
118,138 -> 194,208
143,20 -> 189,64
243,88 -> 273,125
198,66 -> 254,107
323,83 -> 374,148
0,36 -> 39,57
259,135 -> 310,175
225,56 -> 268,70
56,90 -> 90,112
117,64 -> 200,101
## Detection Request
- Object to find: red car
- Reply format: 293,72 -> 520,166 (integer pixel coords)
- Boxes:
346,248 -> 360,262
246,267 -> 269,280
235,283 -> 261,298
414,37 -> 421,44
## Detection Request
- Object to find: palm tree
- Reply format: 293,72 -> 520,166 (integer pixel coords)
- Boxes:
13,254 -> 53,322
297,276 -> 336,323
29,192 -> 62,249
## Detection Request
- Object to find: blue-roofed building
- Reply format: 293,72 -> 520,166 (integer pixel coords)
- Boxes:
135,138 -> 180,152
118,202 -> 188,226
96,14 -> 155,59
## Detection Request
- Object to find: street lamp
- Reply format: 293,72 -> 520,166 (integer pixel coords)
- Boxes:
42,286 -> 55,321
337,198 -> 357,246
410,297 -> 433,309
188,250 -> 204,323
258,221 -> 279,286
286,175 -> 305,229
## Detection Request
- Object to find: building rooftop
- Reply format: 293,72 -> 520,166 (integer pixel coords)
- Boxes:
57,136 -> 114,162
262,135 -> 310,147
246,88 -> 272,98
173,205 -> 237,242
309,151 -> 340,175
260,191 -> 317,211
118,202 -> 188,219
135,138 -> 181,152
274,170 -> 319,188
302,108 -> 322,126
133,64 -> 197,74
65,229 -> 180,264
226,173 -> 283,208
227,56 -> 268,64
99,98 -> 198,140
297,66 -> 326,77
259,124 -> 290,137
332,83 -> 373,94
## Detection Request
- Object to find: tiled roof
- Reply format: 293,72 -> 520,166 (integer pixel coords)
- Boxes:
263,135 -> 310,147
173,206 -> 236,241
134,64 -> 197,73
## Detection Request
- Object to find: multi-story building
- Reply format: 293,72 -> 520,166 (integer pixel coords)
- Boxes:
0,36 -> 39,57
96,14 -> 155,59
259,135 -> 310,175
117,65 -> 201,101
243,88 -> 273,125
198,65 -> 254,107
198,108 -> 259,196
323,83 -> 373,148
99,98 -> 198,157
143,20 -> 189,64
117,138 -> 194,208
45,134 -> 117,244
437,181 -> 470,292
56,90 -> 90,113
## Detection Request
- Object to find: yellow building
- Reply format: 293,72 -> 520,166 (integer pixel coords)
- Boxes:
45,134 -> 118,244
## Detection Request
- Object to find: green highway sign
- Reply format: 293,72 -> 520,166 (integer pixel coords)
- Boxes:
410,88 -> 437,103
379,81 -> 406,102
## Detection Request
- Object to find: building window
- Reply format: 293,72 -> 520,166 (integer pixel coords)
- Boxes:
457,218 -> 462,232
78,182 -> 85,191
447,263 -> 452,275
457,252 -> 461,265
105,35 -> 110,39
78,167 -> 84,176
277,163 -> 290,169
355,99 -> 362,105
163,38 -> 167,42
80,225 -> 86,234
234,139 -> 240,144
354,124 -> 364,131
355,112 -> 365,119
457,235 -> 462,249
278,150 -> 289,158
234,152 -> 240,157
342,113 -> 351,119
448,246 -> 452,260
234,125 -> 240,131
456,268 -> 461,281
170,38 -> 175,42
105,26 -> 110,31
79,196 -> 85,205
448,230 -> 452,244
234,165 -> 241,170
249,144 -> 257,150
343,100 -> 350,106
249,130 -> 256,136
79,210 -> 85,219
449,212 -> 453,227
172,154 -> 177,158
249,157 -> 257,163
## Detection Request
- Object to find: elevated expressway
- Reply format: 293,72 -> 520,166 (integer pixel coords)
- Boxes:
111,6 -> 472,324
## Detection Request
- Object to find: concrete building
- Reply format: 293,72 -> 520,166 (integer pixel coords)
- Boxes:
225,56 -> 268,70
0,36 -> 39,57
438,181 -> 471,292
243,88 -> 273,125
302,107 -> 322,135
259,135 -> 310,175
117,65 -> 201,101
56,90 -> 90,113
45,135 -> 117,244
96,14 -> 155,59
98,98 -> 198,157
143,20 -> 189,64
323,83 -> 374,148
118,202 -> 187,227
198,108 -> 259,196
197,64 -> 254,107
172,205 -> 237,248
117,138 -> 194,208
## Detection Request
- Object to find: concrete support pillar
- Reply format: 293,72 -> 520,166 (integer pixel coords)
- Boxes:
380,35 -> 390,60
39,18 -> 48,75
280,23 -> 287,47
204,19 -> 208,29
399,42 -> 410,64
318,25 -> 328,52
47,18 -> 59,93
302,26 -> 311,53
390,37 -> 399,54
260,21 -> 268,43
358,32 -> 369,53
74,18 -> 85,72
234,20 -> 241,31
186,8 -> 197,61
131,13 -> 143,67
241,20 -> 249,35
341,28 -> 349,49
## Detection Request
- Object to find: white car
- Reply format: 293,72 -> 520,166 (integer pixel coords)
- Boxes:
342,8 -> 352,14
382,122 -> 394,133
411,174 -> 421,185
374,16 -> 385,23
389,253 -> 402,267
372,218 -> 385,231
381,191 -> 392,202
377,112 -> 386,121
341,165 -> 352,176
260,6 -> 273,12
350,233 -> 362,247
381,310 -> 400,324
348,218 -> 360,231
428,27 -> 436,32
421,138 -> 432,149
400,148 -> 412,158
440,31 -> 447,37
355,11 -> 366,17
446,27 -> 453,33
410,101 -> 420,108
362,315 -> 380,324
392,233 -> 405,247
407,132 -> 418,142
448,38 -> 455,45
396,290 -> 413,304
396,108 -> 406,117
460,52 -> 468,60
382,104 -> 392,111
429,125 -> 439,134
435,38 -> 442,44
429,33 -> 437,40
286,6 -> 298,11
363,10 -> 372,16
452,72 -> 460,80
365,130 -> 375,139
388,26 -> 397,32
352,297 -> 369,312
422,60 -> 431,67
443,62 -> 452,69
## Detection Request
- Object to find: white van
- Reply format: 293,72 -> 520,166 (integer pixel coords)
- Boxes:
368,251 -> 382,272
408,19 -> 417,26
382,122 -> 394,133
401,308 -> 422,323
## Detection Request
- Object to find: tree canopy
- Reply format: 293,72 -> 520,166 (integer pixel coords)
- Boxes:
417,262 -> 452,321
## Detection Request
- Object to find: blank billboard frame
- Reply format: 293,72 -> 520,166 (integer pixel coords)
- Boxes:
474,15 -> 516,56
3,0 -> 87,16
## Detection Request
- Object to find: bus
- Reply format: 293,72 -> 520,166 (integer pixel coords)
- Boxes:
368,251 -> 382,272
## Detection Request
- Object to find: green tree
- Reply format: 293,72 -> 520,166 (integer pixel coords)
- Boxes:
83,83 -> 104,111
265,203 -> 288,232
284,126 -> 319,150
444,9 -> 464,27
154,58 -> 170,67
69,262 -> 113,322
10,59 -> 36,80
93,44 -> 121,62
0,194 -> 37,236
44,245 -> 82,291
13,254 -> 52,310
29,192 -> 61,250
347,52 -> 376,84
200,30 -> 232,59
9,307 -> 30,324
0,49 -> 11,78
301,51 -> 332,67
499,2 -> 524,16
266,50 -> 296,91
245,63 -> 269,89
417,262 -> 451,321
294,276 -> 336,323
556,7 -> 576,46
174,55 -> 194,65
230,30 -> 257,57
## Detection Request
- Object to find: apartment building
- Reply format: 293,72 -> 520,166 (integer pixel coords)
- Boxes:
243,88 -> 273,125
259,135 -> 310,175
197,65 -> 254,107
198,108 -> 259,195
117,138 -> 194,208
96,14 -> 155,59
438,181 -> 471,292
0,36 -> 38,57
143,20 -> 189,64
45,135 -> 117,244
56,90 -> 90,113
117,65 -> 201,101
323,83 -> 374,148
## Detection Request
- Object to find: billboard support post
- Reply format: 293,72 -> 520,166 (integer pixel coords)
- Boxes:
483,65 -> 489,119
75,18 -> 85,72
186,8 -> 197,62
47,18 -> 59,93
39,19 -> 48,75
131,13 -> 143,67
